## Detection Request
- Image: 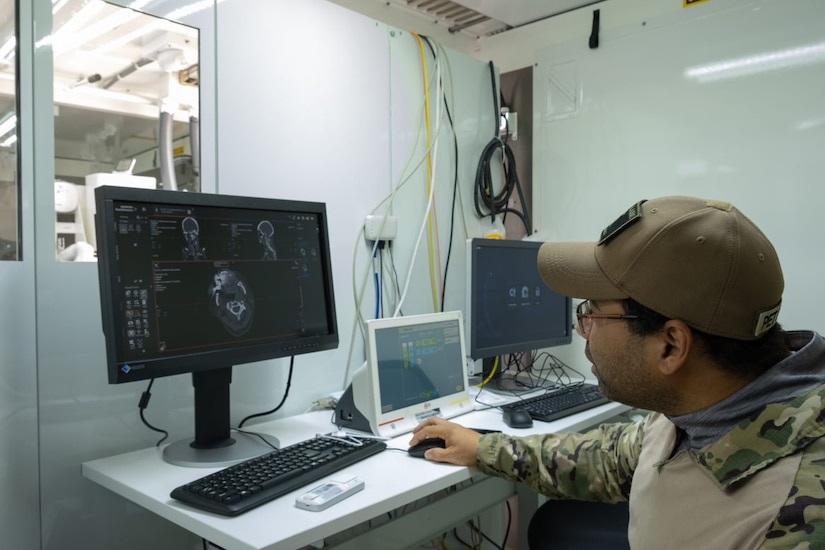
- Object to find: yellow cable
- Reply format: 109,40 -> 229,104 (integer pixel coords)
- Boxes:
476,357 -> 500,388
413,32 -> 440,312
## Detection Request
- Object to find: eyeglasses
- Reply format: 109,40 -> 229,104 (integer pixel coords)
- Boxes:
575,300 -> 639,337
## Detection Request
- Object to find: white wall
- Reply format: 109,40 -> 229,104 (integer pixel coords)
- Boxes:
482,0 -> 825,368
215,0 -> 496,426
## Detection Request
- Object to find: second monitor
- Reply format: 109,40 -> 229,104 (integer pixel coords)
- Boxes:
465,238 -> 573,379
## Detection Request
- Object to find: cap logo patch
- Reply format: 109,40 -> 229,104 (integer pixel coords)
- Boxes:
598,200 -> 647,245
754,303 -> 781,336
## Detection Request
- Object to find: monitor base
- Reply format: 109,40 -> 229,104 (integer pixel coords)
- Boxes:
162,430 -> 280,468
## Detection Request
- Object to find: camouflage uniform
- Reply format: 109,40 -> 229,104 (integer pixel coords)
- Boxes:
476,386 -> 825,548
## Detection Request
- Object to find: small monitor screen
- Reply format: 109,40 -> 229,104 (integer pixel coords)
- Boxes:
373,317 -> 466,413
356,311 -> 472,437
466,238 -> 572,359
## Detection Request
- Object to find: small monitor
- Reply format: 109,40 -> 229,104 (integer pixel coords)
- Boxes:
94,185 -> 338,467
465,238 -> 573,376
336,312 -> 472,438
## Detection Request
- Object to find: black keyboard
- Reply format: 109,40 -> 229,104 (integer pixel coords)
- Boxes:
170,435 -> 386,516
511,384 -> 610,422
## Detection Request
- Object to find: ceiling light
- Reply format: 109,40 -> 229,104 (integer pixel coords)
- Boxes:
0,114 -> 16,139
53,5 -> 140,55
165,0 -> 226,21
0,36 -> 14,61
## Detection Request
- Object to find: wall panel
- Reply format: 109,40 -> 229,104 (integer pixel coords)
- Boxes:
531,0 -> 825,366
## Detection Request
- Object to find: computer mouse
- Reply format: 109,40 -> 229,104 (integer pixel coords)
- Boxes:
408,437 -> 446,458
502,407 -> 534,429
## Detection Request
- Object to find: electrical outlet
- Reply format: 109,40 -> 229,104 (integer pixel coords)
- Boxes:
364,215 -> 398,241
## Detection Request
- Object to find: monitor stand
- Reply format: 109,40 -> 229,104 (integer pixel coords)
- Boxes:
162,367 -> 280,468
475,357 -> 552,396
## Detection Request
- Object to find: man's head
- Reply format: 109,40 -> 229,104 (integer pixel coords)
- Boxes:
538,196 -> 783,341
539,197 -> 788,413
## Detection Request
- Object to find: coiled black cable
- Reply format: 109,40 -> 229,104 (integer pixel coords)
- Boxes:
473,61 -> 532,235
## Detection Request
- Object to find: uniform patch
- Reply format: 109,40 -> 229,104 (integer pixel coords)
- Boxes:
754,303 -> 781,336
598,200 -> 647,245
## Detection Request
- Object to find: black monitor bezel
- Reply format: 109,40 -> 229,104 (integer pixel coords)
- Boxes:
466,238 -> 573,360
95,185 -> 339,385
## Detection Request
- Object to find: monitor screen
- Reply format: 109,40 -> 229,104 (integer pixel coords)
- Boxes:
94,185 -> 338,466
337,312 -> 472,438
465,238 -> 572,363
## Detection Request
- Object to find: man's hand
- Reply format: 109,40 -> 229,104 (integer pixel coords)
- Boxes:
409,418 -> 483,466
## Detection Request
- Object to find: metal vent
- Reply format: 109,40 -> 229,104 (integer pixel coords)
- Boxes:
395,0 -> 511,36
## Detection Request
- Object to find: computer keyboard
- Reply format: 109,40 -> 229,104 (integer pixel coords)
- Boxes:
170,434 -> 386,516
511,383 -> 610,422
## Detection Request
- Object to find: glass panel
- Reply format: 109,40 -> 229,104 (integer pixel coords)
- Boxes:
51,0 -> 199,261
0,0 -> 17,260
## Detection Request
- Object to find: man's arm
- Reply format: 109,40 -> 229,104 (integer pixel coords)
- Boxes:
411,417 -> 646,503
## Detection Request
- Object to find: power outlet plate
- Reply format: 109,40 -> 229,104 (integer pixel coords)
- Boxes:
364,215 -> 397,241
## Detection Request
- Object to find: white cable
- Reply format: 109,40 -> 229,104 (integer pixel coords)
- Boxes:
393,54 -> 443,317
342,35 -> 450,387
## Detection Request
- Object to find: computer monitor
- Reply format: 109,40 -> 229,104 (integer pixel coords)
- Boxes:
465,238 -> 573,378
94,185 -> 338,467
335,311 -> 472,438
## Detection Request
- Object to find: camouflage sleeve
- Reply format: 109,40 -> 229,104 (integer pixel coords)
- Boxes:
476,419 -> 647,503
760,437 -> 825,549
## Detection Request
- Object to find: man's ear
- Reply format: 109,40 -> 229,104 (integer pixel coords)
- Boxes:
654,320 -> 693,376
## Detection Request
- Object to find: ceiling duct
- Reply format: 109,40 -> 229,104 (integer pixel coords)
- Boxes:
394,0 -> 511,37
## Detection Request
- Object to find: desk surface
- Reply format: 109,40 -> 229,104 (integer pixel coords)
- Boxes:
82,401 -> 627,550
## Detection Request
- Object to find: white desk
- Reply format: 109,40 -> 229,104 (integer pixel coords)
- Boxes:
82,401 -> 627,550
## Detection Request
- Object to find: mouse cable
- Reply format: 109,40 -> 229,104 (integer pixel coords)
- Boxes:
138,378 -> 169,447
237,355 -> 295,429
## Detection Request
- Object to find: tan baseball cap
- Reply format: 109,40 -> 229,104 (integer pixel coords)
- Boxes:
537,196 -> 783,340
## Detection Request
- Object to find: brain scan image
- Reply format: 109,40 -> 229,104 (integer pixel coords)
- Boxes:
182,216 -> 206,260
257,220 -> 278,260
208,269 -> 254,336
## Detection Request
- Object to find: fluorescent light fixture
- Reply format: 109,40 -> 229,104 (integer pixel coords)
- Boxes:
0,114 -> 16,139
685,42 -> 825,82
53,5 -> 140,55
165,0 -> 225,20
0,36 -> 15,61
1,134 -> 16,148
37,0 -> 106,51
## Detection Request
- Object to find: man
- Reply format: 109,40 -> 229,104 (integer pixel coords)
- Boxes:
409,196 -> 825,548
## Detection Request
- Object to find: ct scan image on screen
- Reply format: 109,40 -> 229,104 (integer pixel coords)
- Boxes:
110,200 -> 329,366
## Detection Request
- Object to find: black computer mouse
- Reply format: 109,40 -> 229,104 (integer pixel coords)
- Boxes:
408,437 -> 446,458
502,407 -> 533,429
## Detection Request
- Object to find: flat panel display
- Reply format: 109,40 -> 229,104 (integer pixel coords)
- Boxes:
95,185 -> 338,466
466,238 -> 572,360
363,312 -> 472,437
